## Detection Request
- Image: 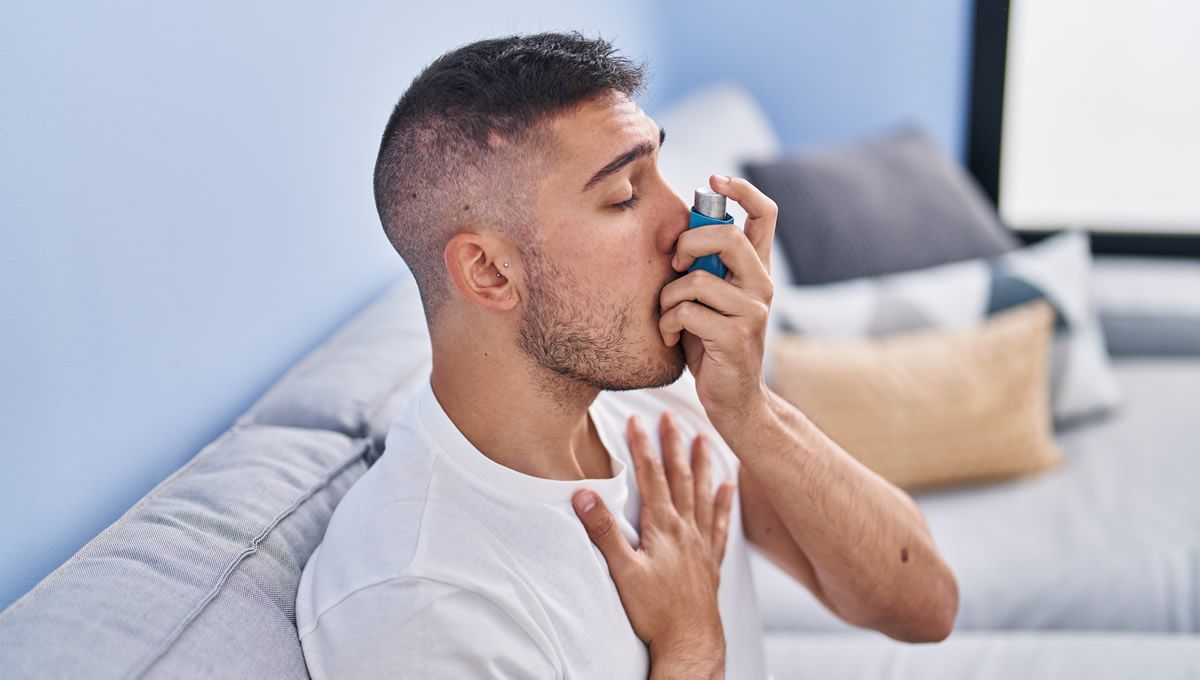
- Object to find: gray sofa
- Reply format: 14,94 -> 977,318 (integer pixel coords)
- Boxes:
5,81 -> 1200,678
3,249 -> 1199,677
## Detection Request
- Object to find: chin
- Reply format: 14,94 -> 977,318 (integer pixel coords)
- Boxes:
652,338 -> 688,385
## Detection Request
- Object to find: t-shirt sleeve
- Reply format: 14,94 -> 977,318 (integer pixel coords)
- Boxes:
299,577 -> 558,680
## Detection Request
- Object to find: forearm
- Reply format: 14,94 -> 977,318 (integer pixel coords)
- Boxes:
719,387 -> 957,641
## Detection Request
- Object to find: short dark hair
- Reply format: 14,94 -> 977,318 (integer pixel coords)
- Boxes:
373,31 -> 649,326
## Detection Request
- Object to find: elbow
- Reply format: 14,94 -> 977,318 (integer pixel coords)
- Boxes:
916,596 -> 957,643
873,568 -> 959,643
908,569 -> 960,643
931,562 -> 961,641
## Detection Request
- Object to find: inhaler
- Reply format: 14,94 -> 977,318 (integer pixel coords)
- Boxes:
688,188 -> 734,279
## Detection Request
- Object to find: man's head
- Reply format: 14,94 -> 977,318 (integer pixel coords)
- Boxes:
375,31 -> 691,395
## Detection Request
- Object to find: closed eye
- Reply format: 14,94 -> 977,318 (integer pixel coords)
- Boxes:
611,192 -> 641,211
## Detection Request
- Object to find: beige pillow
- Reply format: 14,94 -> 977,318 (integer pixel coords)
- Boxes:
768,299 -> 1064,493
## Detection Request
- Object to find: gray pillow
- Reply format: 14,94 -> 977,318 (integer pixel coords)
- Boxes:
0,424 -> 370,679
742,124 -> 1021,285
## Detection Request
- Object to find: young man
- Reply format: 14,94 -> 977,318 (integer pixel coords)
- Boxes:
295,31 -> 958,679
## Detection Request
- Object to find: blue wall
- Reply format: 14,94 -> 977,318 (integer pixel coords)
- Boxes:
653,0 -> 975,161
0,1 -> 662,611
0,0 -> 973,611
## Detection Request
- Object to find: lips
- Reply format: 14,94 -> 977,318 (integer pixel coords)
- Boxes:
655,271 -> 681,315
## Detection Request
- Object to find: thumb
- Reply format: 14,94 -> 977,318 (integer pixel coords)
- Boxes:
572,490 -> 634,570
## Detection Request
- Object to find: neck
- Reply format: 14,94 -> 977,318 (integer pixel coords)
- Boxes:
429,338 -> 612,482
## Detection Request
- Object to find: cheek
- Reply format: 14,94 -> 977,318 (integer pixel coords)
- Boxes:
547,218 -> 660,297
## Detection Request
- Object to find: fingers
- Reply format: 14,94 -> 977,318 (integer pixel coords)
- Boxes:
707,174 -> 778,271
711,481 -> 736,566
658,270 -> 771,347
626,415 -> 672,522
658,411 -> 694,518
672,223 -> 772,300
708,174 -> 777,222
692,433 -> 714,535
573,489 -> 635,571
658,299 -> 732,350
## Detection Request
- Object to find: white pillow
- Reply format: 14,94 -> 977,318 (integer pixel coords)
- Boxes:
766,229 -> 1122,428
653,81 -> 782,226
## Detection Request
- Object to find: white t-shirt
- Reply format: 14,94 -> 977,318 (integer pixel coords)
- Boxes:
295,367 -> 769,679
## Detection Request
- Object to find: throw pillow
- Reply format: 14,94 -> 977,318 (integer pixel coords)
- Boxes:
768,299 -> 1064,494
766,229 -> 1121,428
742,124 -> 1021,285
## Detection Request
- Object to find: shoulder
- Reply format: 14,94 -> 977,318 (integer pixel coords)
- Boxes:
297,443 -> 506,637
299,576 -> 559,680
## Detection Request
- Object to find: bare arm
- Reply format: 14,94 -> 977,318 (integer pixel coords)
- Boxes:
728,387 -> 958,642
659,174 -> 957,643
649,642 -> 724,680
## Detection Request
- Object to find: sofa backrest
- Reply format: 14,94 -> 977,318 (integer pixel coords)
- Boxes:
0,270 -> 442,678
0,424 -> 370,679
237,270 -> 433,463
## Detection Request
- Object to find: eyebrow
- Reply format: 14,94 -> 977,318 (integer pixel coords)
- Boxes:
581,126 -> 666,193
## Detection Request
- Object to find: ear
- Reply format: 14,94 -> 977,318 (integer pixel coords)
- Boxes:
443,232 -> 519,312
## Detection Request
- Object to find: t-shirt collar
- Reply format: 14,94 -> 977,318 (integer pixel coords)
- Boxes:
414,375 -> 630,507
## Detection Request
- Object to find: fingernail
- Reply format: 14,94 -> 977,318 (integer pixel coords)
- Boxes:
575,491 -> 597,513
714,174 -> 730,184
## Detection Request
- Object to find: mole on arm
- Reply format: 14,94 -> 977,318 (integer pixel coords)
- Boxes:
900,547 -> 909,562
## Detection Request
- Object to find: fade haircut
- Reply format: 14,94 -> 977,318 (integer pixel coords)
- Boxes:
373,31 -> 649,327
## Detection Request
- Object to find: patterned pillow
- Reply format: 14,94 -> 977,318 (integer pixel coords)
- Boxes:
766,229 -> 1121,428
769,299 -> 1064,494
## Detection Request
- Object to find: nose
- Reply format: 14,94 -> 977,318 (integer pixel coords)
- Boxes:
659,191 -> 690,254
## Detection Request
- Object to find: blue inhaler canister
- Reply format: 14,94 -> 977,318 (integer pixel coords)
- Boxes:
688,188 -> 734,278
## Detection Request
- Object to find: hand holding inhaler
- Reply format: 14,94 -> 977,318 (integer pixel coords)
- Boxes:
661,174 -> 778,428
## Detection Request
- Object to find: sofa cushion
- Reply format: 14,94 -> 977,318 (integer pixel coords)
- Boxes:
742,124 -> 1021,285
237,271 -> 432,461
769,299 -> 1063,494
766,229 -> 1122,428
1092,254 -> 1200,356
0,425 -> 369,679
763,630 -> 1200,679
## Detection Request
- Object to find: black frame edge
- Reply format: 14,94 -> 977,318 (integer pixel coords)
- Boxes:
966,0 -> 1008,206
965,0 -> 1200,258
